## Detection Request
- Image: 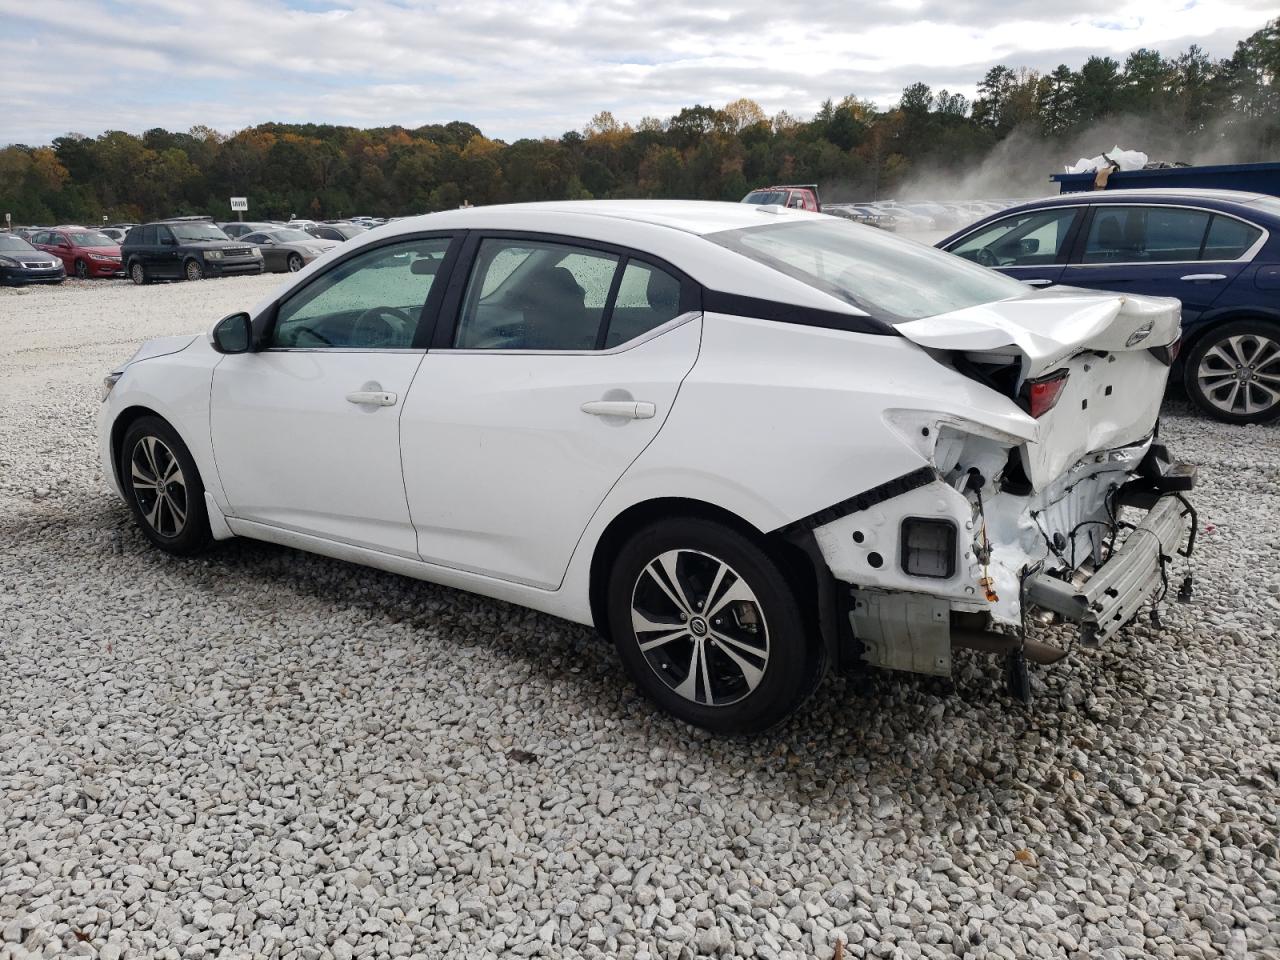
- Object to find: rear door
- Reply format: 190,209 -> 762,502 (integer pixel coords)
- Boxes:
153,225 -> 183,278
943,206 -> 1083,288
400,233 -> 702,588
1060,205 -> 1251,324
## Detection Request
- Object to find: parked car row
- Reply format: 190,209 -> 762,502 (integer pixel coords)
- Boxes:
825,198 -> 1028,232
2,215 -> 383,285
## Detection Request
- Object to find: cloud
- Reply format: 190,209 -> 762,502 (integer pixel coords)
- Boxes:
0,0 -> 1270,145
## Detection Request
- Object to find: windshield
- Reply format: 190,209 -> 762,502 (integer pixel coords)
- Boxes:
0,235 -> 36,252
743,191 -> 788,206
269,229 -> 313,242
70,231 -> 115,247
170,223 -> 229,242
709,218 -> 1030,323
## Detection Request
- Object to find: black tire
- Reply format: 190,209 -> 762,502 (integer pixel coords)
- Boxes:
129,260 -> 148,285
606,517 -> 816,734
120,416 -> 212,556
184,259 -> 203,281
287,253 -> 303,272
75,259 -> 89,279
1183,319 -> 1280,424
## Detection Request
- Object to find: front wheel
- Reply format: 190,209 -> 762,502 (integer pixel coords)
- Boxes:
75,259 -> 89,278
287,253 -> 304,272
1184,319 -> 1280,424
606,518 -> 817,734
120,417 -> 212,555
184,258 -> 204,281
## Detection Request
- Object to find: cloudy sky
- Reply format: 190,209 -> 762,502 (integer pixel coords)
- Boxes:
0,0 -> 1273,146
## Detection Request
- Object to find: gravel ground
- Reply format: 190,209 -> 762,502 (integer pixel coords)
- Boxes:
1,275 -> 1278,960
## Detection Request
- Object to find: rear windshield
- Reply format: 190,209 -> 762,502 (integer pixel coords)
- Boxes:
170,223 -> 229,241
0,235 -> 36,252
70,231 -> 115,247
708,218 -> 1029,323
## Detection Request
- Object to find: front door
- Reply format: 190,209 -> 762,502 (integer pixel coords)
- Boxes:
1060,205 -> 1250,324
400,235 -> 701,588
210,235 -> 455,557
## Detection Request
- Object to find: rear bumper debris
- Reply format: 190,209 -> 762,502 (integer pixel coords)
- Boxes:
1024,492 -> 1194,647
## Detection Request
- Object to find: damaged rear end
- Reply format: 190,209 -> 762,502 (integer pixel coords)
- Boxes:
810,288 -> 1198,698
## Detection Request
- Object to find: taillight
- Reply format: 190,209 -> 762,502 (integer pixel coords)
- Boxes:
1021,369 -> 1069,418
1148,336 -> 1182,366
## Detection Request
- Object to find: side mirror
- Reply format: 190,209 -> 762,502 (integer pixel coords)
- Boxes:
410,257 -> 440,275
1018,238 -> 1041,255
210,312 -> 253,354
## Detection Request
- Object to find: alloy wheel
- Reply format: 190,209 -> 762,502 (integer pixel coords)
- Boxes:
75,260 -> 88,278
129,436 -> 188,538
630,549 -> 770,707
185,260 -> 203,281
288,254 -> 303,272
130,262 -> 144,284
1196,333 -> 1280,418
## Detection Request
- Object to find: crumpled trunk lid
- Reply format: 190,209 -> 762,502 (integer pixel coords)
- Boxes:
895,289 -> 1181,489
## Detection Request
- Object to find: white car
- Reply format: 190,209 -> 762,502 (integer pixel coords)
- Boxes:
98,201 -> 1198,733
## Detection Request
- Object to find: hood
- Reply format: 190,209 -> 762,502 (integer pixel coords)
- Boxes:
120,334 -> 199,370
894,287 -> 1181,380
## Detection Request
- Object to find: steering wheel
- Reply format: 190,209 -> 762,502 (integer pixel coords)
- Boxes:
975,247 -> 999,268
352,306 -> 413,347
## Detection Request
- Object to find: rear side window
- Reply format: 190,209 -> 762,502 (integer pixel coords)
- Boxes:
1082,206 -> 1210,263
455,239 -> 620,350
604,261 -> 683,348
949,208 -> 1079,267
1203,215 -> 1262,260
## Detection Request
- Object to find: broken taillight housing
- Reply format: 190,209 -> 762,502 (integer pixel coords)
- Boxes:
1148,336 -> 1182,366
1021,369 -> 1070,418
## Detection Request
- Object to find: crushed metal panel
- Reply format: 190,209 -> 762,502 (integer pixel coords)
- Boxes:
850,590 -> 951,677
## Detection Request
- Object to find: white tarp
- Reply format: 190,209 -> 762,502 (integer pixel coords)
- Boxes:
1066,146 -> 1148,174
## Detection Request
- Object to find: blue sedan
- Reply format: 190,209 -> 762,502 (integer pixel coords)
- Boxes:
937,188 -> 1280,424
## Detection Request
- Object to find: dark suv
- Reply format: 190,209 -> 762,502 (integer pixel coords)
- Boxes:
122,219 -> 264,284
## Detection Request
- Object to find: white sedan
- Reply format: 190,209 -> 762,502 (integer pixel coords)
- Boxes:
99,200 -> 1198,733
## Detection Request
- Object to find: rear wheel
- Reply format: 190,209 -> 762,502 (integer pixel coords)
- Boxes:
129,261 -> 148,285
120,416 -> 212,555
1185,319 -> 1280,424
607,518 -> 816,734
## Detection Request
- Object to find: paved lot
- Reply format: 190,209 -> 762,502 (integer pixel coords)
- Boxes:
1,274 -> 1277,960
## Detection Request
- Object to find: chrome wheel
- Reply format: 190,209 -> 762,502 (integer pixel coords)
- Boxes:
130,436 -> 187,538
1196,333 -> 1280,418
630,549 -> 769,707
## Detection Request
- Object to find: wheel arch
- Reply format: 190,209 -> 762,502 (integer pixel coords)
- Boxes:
586,496 -> 836,682
1181,306 -> 1280,356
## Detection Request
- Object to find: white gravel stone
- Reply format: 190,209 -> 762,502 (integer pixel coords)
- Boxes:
1,274 -> 1279,959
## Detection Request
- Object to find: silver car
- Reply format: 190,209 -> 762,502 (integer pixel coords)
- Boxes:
241,229 -> 338,273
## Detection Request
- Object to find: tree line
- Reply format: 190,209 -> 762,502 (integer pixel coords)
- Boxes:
1,19 -> 1276,225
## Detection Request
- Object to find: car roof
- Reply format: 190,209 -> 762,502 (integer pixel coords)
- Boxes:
388,199 -> 818,237
1020,187 -> 1268,206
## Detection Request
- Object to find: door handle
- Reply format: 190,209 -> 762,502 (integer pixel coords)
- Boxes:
581,400 -> 656,420
346,390 -> 397,407
1180,273 -> 1227,282
1021,278 -> 1054,287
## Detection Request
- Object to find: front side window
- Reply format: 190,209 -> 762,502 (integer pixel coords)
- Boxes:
710,218 -> 1028,323
455,239 -> 620,350
1082,206 -> 1210,264
949,209 -> 1079,267
271,237 -> 451,349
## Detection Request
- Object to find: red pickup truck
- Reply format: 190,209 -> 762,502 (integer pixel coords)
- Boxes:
741,184 -> 821,212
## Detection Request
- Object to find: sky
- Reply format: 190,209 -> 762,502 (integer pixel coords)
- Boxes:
0,0 -> 1274,147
